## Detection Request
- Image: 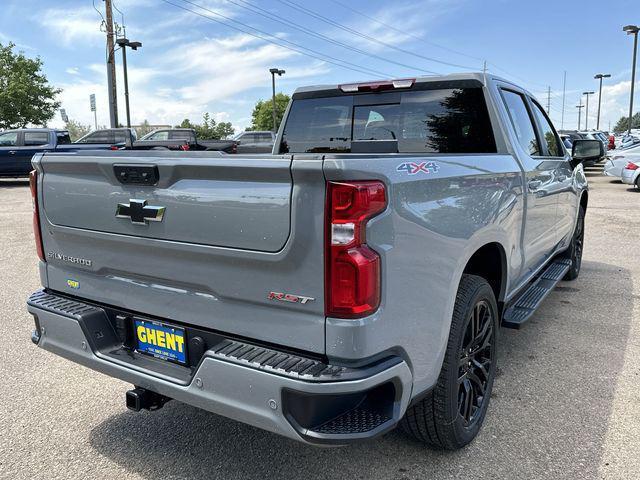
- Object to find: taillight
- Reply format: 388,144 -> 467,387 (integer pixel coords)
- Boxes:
110,145 -> 119,150
625,162 -> 639,170
29,170 -> 45,261
325,181 -> 386,318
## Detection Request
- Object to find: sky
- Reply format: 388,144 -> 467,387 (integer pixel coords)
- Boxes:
0,0 -> 638,134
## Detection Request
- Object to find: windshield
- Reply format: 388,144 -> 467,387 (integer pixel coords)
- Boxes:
280,87 -> 497,154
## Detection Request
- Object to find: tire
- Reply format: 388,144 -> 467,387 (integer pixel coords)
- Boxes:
400,274 -> 498,450
563,206 -> 585,280
635,176 -> 640,190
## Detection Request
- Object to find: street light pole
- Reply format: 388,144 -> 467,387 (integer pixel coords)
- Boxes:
116,38 -> 142,129
594,73 -> 611,130
623,25 -> 639,135
576,104 -> 584,131
582,91 -> 595,130
269,68 -> 285,132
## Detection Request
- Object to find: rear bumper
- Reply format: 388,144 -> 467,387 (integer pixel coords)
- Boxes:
621,169 -> 637,185
27,290 -> 413,445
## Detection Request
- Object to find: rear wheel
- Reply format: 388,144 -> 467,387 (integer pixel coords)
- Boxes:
400,274 -> 498,450
563,206 -> 585,280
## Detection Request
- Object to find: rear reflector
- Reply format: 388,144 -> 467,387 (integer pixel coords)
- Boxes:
339,78 -> 415,93
625,162 -> 639,170
29,170 -> 45,261
325,181 -> 386,318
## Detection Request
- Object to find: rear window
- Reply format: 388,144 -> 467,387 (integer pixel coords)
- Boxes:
56,132 -> 72,145
280,87 -> 496,154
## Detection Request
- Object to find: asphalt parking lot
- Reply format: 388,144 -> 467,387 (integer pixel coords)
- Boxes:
1,169 -> 639,480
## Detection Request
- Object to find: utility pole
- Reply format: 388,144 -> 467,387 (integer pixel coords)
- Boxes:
594,73 -> 611,131
561,71 -> 567,130
623,25 -> 639,135
269,68 -> 285,132
105,0 -> 118,128
582,91 -> 595,130
546,86 -> 551,114
576,104 -> 584,130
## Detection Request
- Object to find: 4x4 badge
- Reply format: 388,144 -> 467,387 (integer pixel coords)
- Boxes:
116,199 -> 166,225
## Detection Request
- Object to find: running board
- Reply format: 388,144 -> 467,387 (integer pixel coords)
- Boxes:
502,258 -> 571,329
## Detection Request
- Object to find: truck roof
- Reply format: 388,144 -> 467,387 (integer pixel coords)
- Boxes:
292,72 -> 526,97
0,128 -> 68,134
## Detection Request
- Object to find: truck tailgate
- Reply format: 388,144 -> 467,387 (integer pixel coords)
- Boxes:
36,152 -> 326,353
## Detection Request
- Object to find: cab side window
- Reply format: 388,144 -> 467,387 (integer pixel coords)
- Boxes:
530,101 -> 563,157
0,132 -> 18,146
501,89 -> 540,156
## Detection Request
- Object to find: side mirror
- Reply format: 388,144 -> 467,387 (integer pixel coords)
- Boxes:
571,139 -> 604,168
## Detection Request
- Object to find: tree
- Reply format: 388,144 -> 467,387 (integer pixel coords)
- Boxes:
613,112 -> 640,133
0,42 -> 61,129
135,119 -> 154,137
64,119 -> 91,141
175,113 -> 235,139
249,93 -> 290,131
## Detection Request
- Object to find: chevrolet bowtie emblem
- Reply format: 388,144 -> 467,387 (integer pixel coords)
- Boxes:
116,199 -> 166,225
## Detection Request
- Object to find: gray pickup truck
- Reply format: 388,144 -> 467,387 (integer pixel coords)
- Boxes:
26,73 -> 603,450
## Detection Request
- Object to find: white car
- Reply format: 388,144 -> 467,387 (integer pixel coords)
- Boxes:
604,144 -> 640,177
621,159 -> 640,188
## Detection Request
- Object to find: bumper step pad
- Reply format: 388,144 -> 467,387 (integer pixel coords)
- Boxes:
502,258 -> 571,329
211,339 -> 352,381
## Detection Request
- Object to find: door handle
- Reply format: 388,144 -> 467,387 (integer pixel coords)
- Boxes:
8,150 -> 17,155
528,180 -> 542,191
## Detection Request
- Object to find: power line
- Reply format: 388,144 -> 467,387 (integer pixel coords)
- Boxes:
274,0 -> 479,71
159,0 -> 394,78
213,0 -> 440,75
327,0 -> 484,63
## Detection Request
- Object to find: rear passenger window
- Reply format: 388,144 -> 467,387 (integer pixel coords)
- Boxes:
501,90 -> 540,156
531,101 -> 562,157
24,132 -> 50,146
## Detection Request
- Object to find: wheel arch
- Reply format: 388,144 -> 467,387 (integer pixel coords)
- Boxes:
580,191 -> 588,212
462,242 -> 507,306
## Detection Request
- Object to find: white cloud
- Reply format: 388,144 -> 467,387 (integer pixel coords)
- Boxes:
51,32 -> 328,132
65,67 -> 80,75
37,7 -> 104,47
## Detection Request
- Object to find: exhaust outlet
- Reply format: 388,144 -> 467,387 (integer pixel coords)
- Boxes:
126,387 -> 172,412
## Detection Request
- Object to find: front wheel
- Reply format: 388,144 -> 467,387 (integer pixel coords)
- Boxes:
400,274 -> 498,450
563,206 -> 585,280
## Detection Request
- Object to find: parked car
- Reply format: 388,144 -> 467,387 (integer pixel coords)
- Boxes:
619,134 -> 640,149
75,128 -> 137,147
234,130 -> 275,153
27,73 -> 601,450
604,143 -> 640,178
621,159 -> 640,188
135,128 -> 236,153
0,128 -> 122,177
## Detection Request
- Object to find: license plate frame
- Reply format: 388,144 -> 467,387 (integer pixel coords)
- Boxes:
134,318 -> 188,366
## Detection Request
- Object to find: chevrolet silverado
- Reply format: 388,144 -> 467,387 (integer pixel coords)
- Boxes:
26,73 -> 604,449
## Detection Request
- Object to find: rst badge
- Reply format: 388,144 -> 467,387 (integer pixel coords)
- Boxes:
397,161 -> 440,175
268,291 -> 315,304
